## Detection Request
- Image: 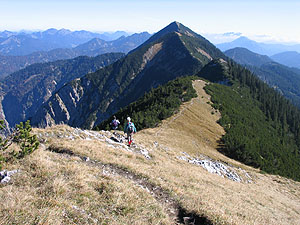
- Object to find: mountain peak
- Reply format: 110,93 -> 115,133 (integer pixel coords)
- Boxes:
57,28 -> 72,35
143,21 -> 199,45
232,36 -> 257,44
43,28 -> 58,35
158,21 -> 195,35
165,21 -> 181,32
236,36 -> 250,40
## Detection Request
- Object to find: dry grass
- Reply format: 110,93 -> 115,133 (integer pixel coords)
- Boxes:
1,80 -> 300,225
0,145 -> 171,225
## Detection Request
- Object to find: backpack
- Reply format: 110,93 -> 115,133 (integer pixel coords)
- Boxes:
128,122 -> 134,134
112,119 -> 118,127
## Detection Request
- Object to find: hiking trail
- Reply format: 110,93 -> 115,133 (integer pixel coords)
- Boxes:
46,144 -> 212,225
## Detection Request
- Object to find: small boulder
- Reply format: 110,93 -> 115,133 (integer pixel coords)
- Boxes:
0,169 -> 19,184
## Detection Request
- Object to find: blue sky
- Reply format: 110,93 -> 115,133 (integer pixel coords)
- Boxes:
1,0 -> 299,43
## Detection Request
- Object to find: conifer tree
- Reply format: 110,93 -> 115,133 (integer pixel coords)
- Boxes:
0,119 -> 39,171
13,120 -> 39,159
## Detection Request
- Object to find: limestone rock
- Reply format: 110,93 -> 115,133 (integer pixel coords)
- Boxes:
0,169 -> 20,184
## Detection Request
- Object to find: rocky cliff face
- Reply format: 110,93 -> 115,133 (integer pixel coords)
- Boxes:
32,22 -> 225,129
32,77 -> 93,127
0,53 -> 124,129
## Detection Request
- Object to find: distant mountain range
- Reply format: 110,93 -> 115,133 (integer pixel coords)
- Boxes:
224,47 -> 272,67
217,36 -> 300,56
225,47 -> 300,107
0,53 -> 124,128
270,51 -> 300,69
31,21 -> 225,128
0,29 -> 131,56
73,32 -> 151,55
0,32 -> 151,79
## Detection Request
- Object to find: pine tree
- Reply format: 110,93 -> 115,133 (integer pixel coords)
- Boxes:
13,120 -> 39,159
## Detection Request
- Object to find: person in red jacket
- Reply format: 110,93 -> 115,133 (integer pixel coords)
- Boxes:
124,117 -> 136,146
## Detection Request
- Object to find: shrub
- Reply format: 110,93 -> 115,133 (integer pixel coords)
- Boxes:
0,120 -> 39,170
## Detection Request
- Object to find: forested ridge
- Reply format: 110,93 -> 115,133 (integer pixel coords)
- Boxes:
203,60 -> 300,180
94,76 -> 197,131
95,58 -> 300,180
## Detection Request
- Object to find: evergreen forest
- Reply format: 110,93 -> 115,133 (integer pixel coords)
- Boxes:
94,76 -> 197,131
204,60 -> 300,181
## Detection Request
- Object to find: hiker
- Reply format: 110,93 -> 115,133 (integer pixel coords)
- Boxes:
124,117 -> 136,146
110,116 -> 120,130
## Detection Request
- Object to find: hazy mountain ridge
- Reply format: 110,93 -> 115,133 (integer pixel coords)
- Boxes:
225,47 -> 300,108
217,36 -> 300,56
0,35 -> 56,56
271,51 -> 300,69
0,32 -> 151,79
0,53 -> 124,128
32,22 -> 225,129
74,32 -> 151,55
223,47 -> 272,67
0,29 -> 131,56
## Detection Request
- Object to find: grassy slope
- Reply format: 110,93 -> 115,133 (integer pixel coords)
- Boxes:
1,80 -> 300,225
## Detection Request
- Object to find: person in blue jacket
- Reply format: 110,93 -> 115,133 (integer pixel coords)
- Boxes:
124,117 -> 136,146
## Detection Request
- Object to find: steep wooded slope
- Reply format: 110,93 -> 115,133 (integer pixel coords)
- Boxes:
198,59 -> 300,181
0,53 -> 124,128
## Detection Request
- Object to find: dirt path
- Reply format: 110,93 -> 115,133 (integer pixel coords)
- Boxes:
47,145 -> 212,225
155,81 -> 199,137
